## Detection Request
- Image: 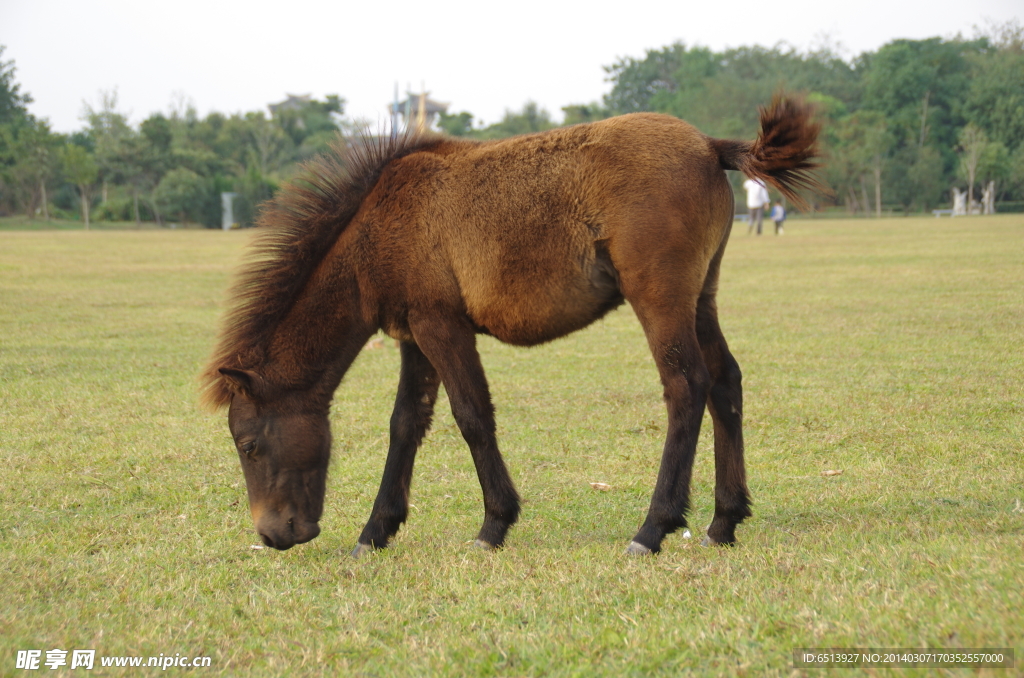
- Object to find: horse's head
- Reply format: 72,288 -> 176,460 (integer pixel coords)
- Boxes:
219,368 -> 329,550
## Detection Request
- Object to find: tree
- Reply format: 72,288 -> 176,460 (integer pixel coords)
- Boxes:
885,144 -> 944,213
153,167 -> 208,226
828,115 -> 865,215
233,162 -> 276,227
978,141 -> 1011,192
135,113 -> 175,225
603,43 -> 689,114
0,46 -> 31,126
602,42 -> 857,140
82,90 -> 136,214
10,120 -> 61,219
474,102 -> 554,139
862,117 -> 889,217
1,45 -> 38,216
858,37 -> 984,177
437,111 -> 475,136
829,110 -> 889,216
957,123 -> 987,209
114,133 -> 154,226
561,103 -> 609,126
59,144 -> 98,228
271,94 -> 344,160
963,21 -> 1024,153
1009,144 -> 1024,199
906,146 -> 945,211
851,37 -> 994,212
247,113 -> 291,177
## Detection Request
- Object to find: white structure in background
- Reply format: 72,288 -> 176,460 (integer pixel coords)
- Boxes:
942,185 -> 995,218
951,187 -> 967,216
221,192 -> 238,231
389,91 -> 449,134
982,180 -> 995,215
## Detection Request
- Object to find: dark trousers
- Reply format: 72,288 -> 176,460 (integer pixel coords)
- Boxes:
747,206 -> 764,234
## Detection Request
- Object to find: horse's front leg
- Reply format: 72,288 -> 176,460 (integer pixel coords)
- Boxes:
409,312 -> 521,549
352,341 -> 440,557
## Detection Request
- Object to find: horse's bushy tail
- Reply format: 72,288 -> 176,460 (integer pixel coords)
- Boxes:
711,94 -> 824,208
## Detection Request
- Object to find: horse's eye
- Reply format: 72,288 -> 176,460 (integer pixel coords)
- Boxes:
240,440 -> 257,457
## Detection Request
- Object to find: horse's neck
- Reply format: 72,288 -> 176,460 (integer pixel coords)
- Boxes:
264,266 -> 372,400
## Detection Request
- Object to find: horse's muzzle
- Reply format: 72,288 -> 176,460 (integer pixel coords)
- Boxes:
257,519 -> 320,550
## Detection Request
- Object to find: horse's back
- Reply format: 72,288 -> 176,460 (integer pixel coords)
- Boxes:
357,115 -> 734,345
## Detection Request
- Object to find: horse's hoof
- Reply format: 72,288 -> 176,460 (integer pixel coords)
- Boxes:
626,541 -> 653,556
473,539 -> 495,551
350,542 -> 375,558
701,536 -> 720,547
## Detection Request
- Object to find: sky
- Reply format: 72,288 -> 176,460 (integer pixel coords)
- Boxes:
1,0 -> 1020,134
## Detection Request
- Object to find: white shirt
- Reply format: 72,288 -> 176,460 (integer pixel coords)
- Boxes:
743,178 -> 770,209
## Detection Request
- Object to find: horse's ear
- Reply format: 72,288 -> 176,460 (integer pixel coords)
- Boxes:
218,368 -> 263,400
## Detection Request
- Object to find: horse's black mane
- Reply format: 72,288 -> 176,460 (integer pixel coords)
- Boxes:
200,131 -> 445,409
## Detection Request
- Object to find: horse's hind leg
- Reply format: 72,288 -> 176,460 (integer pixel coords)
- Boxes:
696,290 -> 752,545
624,293 -> 710,554
353,341 -> 441,556
409,312 -> 521,549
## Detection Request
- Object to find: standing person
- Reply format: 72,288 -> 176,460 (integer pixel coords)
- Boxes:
743,176 -> 770,235
770,200 -> 786,235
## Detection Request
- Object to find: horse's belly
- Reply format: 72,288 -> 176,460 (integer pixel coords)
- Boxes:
467,259 -> 623,346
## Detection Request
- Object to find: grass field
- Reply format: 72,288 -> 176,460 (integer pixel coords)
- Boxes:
0,216 -> 170,231
1,215 -> 1021,676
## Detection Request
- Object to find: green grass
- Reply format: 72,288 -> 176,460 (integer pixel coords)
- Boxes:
0,215 -> 212,231
1,216 -> 1021,677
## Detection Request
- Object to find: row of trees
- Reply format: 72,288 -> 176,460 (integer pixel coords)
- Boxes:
440,23 -> 1024,213
3,24 -> 1023,224
1,47 -> 346,227
581,23 -> 1024,213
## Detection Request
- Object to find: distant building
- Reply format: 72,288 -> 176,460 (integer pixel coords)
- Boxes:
269,94 -> 313,116
389,92 -> 449,133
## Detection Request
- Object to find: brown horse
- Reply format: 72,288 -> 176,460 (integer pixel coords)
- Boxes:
200,95 -> 820,555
